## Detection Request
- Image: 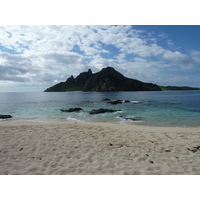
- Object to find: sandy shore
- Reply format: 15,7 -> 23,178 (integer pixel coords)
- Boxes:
0,120 -> 200,175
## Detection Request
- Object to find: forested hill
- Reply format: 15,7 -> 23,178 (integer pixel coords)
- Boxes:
44,67 -> 161,92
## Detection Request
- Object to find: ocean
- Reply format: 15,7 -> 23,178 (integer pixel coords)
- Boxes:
0,91 -> 200,127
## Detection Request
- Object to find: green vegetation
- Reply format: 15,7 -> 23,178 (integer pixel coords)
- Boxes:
45,67 -> 200,92
159,85 -> 200,91
44,67 -> 161,92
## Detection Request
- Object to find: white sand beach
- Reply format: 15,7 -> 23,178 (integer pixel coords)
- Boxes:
0,120 -> 200,175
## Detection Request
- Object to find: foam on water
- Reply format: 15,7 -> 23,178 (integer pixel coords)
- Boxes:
67,116 -> 82,122
130,101 -> 141,104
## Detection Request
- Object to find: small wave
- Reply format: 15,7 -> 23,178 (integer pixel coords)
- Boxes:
131,101 -> 141,104
76,111 -> 87,117
116,117 -> 145,124
115,110 -> 124,114
116,115 -> 144,124
96,110 -> 124,117
118,118 -> 145,124
66,117 -> 82,122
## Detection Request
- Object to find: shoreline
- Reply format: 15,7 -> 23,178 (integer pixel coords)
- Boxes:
1,120 -> 200,135
0,120 -> 200,175
1,117 -> 200,129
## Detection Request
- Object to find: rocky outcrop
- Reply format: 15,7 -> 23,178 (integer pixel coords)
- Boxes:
107,100 -> 123,105
60,108 -> 83,112
89,108 -> 121,115
0,114 -> 12,119
101,98 -> 111,101
60,107 -> 121,115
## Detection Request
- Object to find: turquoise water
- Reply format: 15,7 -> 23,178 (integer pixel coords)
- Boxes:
0,91 -> 200,127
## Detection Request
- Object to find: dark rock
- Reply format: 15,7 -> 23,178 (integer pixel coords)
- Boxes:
194,145 -> 200,150
107,100 -> 123,105
101,98 -> 111,101
89,108 -> 121,115
187,145 -> 200,153
60,108 -> 83,112
0,114 -> 12,119
187,148 -> 197,153
124,100 -> 130,103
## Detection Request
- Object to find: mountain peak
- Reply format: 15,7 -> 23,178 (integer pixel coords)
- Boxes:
101,66 -> 115,71
87,69 -> 92,74
44,67 -> 161,92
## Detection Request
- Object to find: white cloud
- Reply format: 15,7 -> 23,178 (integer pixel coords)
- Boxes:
119,58 -> 165,83
161,50 -> 200,69
0,51 -> 90,85
158,33 -> 168,38
167,39 -> 174,48
0,25 -> 200,91
89,54 -> 115,70
190,50 -> 200,56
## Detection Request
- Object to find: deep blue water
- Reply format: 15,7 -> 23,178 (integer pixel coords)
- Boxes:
0,91 -> 200,127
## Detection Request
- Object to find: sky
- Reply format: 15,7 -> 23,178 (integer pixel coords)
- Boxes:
0,25 -> 200,92
0,1 -> 200,92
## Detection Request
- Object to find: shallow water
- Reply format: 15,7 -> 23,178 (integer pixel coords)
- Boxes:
0,91 -> 200,127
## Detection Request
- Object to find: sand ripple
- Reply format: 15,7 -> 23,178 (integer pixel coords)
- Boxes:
0,121 -> 200,175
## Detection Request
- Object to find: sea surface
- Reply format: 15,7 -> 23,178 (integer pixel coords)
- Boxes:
0,91 -> 200,127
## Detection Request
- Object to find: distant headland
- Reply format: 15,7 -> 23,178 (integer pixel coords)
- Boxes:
44,66 -> 200,92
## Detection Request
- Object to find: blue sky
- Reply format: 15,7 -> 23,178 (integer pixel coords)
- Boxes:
134,25 -> 200,52
0,25 -> 200,92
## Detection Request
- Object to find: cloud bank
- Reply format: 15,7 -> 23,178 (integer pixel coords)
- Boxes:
0,25 -> 200,91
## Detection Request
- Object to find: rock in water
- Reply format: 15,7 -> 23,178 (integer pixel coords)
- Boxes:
101,98 -> 111,101
0,114 -> 12,119
107,100 -> 123,105
60,108 -> 83,112
89,108 -> 121,115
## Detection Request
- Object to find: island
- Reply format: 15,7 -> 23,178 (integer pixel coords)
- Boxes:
159,85 -> 200,91
44,67 -> 161,92
44,66 -> 200,92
